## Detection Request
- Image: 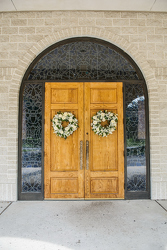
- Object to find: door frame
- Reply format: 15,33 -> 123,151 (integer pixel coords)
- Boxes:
18,37 -> 150,200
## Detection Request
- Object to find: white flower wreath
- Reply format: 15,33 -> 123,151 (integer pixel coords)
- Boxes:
52,111 -> 78,139
91,110 -> 118,137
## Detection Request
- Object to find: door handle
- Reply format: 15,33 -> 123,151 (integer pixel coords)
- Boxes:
86,140 -> 89,170
80,140 -> 83,170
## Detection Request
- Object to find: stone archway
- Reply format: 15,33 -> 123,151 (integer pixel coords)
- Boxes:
11,27 -> 157,200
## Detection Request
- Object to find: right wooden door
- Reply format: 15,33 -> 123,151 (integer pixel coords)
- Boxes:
85,82 -> 124,199
44,82 -> 124,199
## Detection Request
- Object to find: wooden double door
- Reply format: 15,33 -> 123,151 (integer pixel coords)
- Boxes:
44,82 -> 124,199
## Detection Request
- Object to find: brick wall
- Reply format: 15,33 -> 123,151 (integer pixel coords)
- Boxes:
0,11 -> 167,201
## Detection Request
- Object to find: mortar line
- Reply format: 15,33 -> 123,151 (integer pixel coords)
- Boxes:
155,200 -> 167,212
0,202 -> 13,216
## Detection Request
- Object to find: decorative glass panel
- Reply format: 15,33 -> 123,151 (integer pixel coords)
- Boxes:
21,84 -> 42,192
28,42 -> 139,81
125,83 -> 146,191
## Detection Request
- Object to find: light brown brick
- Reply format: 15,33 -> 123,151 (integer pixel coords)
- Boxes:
45,18 -> 61,26
9,51 -> 25,60
0,19 -> 10,27
10,35 -> 26,42
147,19 -> 162,27
19,27 -> 35,34
130,35 -> 146,43
79,18 -> 95,26
28,19 -> 45,26
62,18 -> 78,26
36,27 -> 53,34
155,28 -> 167,35
121,27 -> 137,34
139,43 -> 155,51
130,19 -> 146,26
105,27 -> 121,34
0,43 -> 17,51
0,52 -> 8,59
148,51 -> 164,60
3,13 -> 18,18
52,11 -> 70,17
104,12 -> 121,18
70,11 -> 87,17
138,27 -> 154,34
96,18 -> 113,26
0,35 -> 9,43
147,35 -> 163,43
11,19 -> 27,26
27,35 -> 44,42
121,12 -> 137,18
18,43 -> 34,51
86,11 -> 103,17
36,12 -> 52,18
2,27 -> 18,35
113,19 -> 129,26
137,13 -> 155,19
18,12 -> 36,18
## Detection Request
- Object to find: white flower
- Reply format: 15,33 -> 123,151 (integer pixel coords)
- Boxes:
93,121 -> 97,125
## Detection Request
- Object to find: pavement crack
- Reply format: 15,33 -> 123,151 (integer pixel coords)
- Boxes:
0,202 -> 13,216
155,200 -> 167,212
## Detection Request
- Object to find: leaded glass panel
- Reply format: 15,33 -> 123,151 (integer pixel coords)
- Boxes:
125,83 -> 146,191
21,83 -> 42,192
27,42 -> 139,81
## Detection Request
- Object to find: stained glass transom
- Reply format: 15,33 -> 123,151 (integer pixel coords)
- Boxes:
27,42 -> 139,81
21,84 -> 42,192
125,83 -> 146,191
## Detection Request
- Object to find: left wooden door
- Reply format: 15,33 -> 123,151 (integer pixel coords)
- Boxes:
44,82 -> 84,199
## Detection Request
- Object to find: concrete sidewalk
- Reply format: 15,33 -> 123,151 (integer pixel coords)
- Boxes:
0,200 -> 167,250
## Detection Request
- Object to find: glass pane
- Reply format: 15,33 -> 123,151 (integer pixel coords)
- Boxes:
27,42 -> 139,81
21,84 -> 42,193
125,83 -> 146,191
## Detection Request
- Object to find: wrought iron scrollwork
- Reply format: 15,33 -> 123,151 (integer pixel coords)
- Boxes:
28,42 -> 139,81
21,84 -> 42,192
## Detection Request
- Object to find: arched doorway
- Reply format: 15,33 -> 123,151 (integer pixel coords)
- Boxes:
18,37 -> 150,200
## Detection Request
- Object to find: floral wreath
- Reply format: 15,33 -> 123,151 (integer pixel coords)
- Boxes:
52,111 -> 79,139
91,110 -> 118,137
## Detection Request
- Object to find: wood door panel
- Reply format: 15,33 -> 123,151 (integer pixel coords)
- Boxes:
91,89 -> 117,103
90,109 -> 118,172
90,178 -> 118,194
50,109 -> 79,172
51,178 -> 78,194
51,88 -> 78,104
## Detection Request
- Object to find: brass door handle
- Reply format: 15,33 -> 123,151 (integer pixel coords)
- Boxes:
86,140 -> 89,170
80,140 -> 83,170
